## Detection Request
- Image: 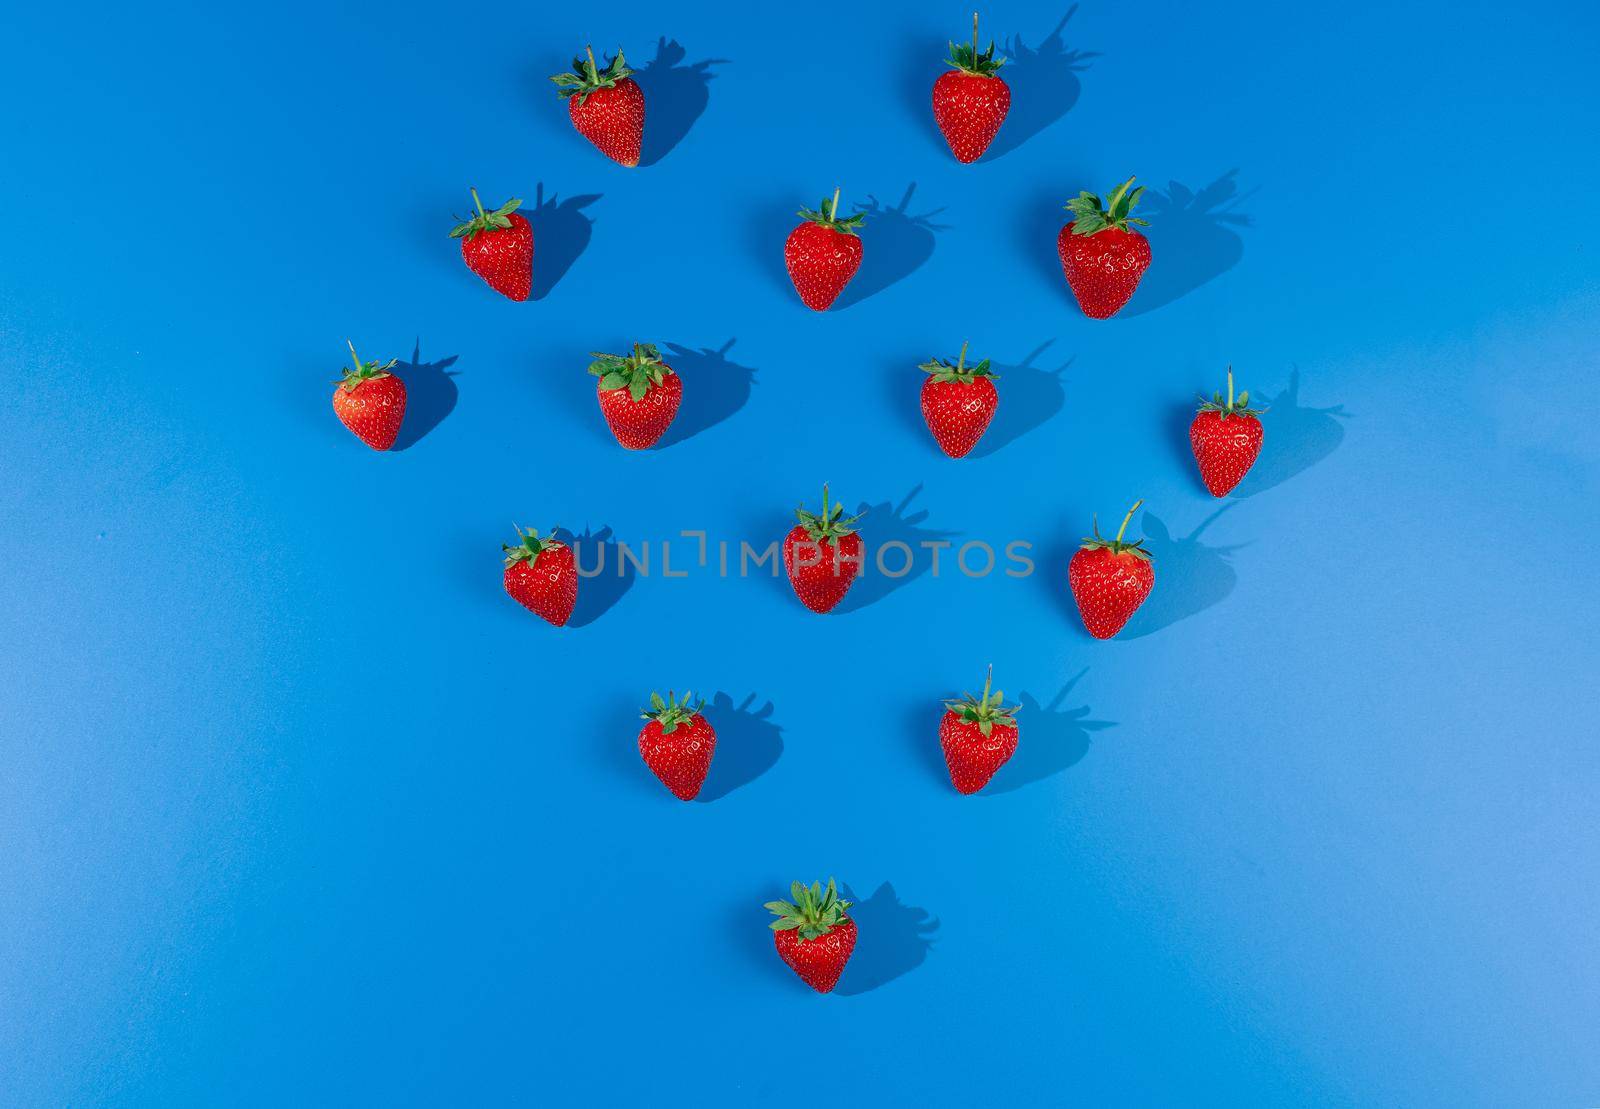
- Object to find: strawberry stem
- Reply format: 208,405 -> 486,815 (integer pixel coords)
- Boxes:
585,44 -> 597,75
346,339 -> 362,372
957,340 -> 968,373
1227,365 -> 1234,408
470,187 -> 485,220
972,11 -> 979,57
831,186 -> 841,221
1115,500 -> 1143,545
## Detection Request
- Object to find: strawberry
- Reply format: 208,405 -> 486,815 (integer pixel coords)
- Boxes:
932,13 -> 1011,163
1068,500 -> 1154,639
782,485 -> 865,614
332,340 -> 405,450
1190,366 -> 1265,497
551,47 -> 645,167
502,526 -> 578,627
638,690 -> 716,800
1058,176 -> 1152,319
920,340 -> 999,458
449,188 -> 532,301
766,878 -> 857,993
784,189 -> 864,311
588,343 -> 682,449
939,666 -> 1021,794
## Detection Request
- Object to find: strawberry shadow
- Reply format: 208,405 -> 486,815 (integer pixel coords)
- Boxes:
1123,171 -> 1253,317
985,670 -> 1115,794
1233,366 -> 1349,498
698,691 -> 782,802
656,338 -> 758,449
527,183 -> 601,301
835,883 -> 938,995
985,7 -> 1098,161
556,524 -> 637,627
633,38 -> 727,167
390,338 -> 458,451
1119,506 -> 1244,639
970,342 -> 1074,458
834,183 -> 949,309
833,484 -> 960,613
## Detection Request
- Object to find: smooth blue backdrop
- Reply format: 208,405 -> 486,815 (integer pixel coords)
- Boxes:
2,0 -> 1597,1104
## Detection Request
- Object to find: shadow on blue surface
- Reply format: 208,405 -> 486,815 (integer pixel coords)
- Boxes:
634,38 -> 727,167
837,883 -> 938,995
987,670 -> 1115,794
972,342 -> 1075,458
699,692 -> 782,802
528,183 -> 601,301
1234,367 -> 1349,497
657,338 -> 757,449
1123,171 -> 1253,316
1120,506 -> 1243,639
558,524 -> 637,627
391,339 -> 458,451
986,7 -> 1098,160
836,184 -> 949,309
836,484 -> 959,613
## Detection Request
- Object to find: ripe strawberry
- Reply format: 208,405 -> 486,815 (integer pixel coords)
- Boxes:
1190,366 -> 1265,496
1058,176 -> 1152,319
588,343 -> 682,449
1068,500 -> 1154,639
449,188 -> 532,301
331,340 -> 405,450
932,13 -> 1011,163
939,666 -> 1021,794
502,526 -> 578,627
766,878 -> 857,993
782,485 -> 865,614
550,47 -> 645,167
784,188 -> 864,311
920,340 -> 999,458
638,690 -> 716,800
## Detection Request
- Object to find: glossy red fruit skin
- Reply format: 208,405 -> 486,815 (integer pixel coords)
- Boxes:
1068,547 -> 1154,639
597,369 -> 682,449
782,527 -> 863,613
568,79 -> 645,166
921,376 -> 998,458
1057,221 -> 1152,319
461,212 -> 533,301
638,713 -> 716,800
932,70 -> 1011,163
774,918 -> 857,993
332,376 -> 406,450
504,543 -> 578,626
939,711 -> 1019,794
784,222 -> 862,311
1190,411 -> 1264,496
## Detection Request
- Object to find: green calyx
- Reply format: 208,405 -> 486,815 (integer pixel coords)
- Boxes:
945,665 -> 1019,737
946,12 -> 1005,77
797,187 -> 865,236
795,483 -> 864,546
588,342 -> 673,402
641,690 -> 705,735
765,878 -> 852,941
336,339 -> 396,392
1066,176 -> 1150,236
503,525 -> 565,568
450,188 -> 522,240
1081,499 -> 1152,561
920,339 -> 998,385
1197,366 -> 1264,419
550,45 -> 632,105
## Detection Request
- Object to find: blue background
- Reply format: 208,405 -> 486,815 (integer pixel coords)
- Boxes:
2,0 -> 1597,1103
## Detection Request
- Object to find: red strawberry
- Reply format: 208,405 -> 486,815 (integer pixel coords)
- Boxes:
1068,500 -> 1154,639
766,879 -> 857,993
939,666 -> 1021,794
638,690 -> 716,800
331,340 -> 406,450
920,340 -> 999,458
551,47 -> 645,167
782,485 -> 865,614
502,526 -> 578,626
449,188 -> 532,301
784,189 -> 864,311
1058,176 -> 1152,319
932,13 -> 1011,163
589,343 -> 682,449
1190,366 -> 1265,496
